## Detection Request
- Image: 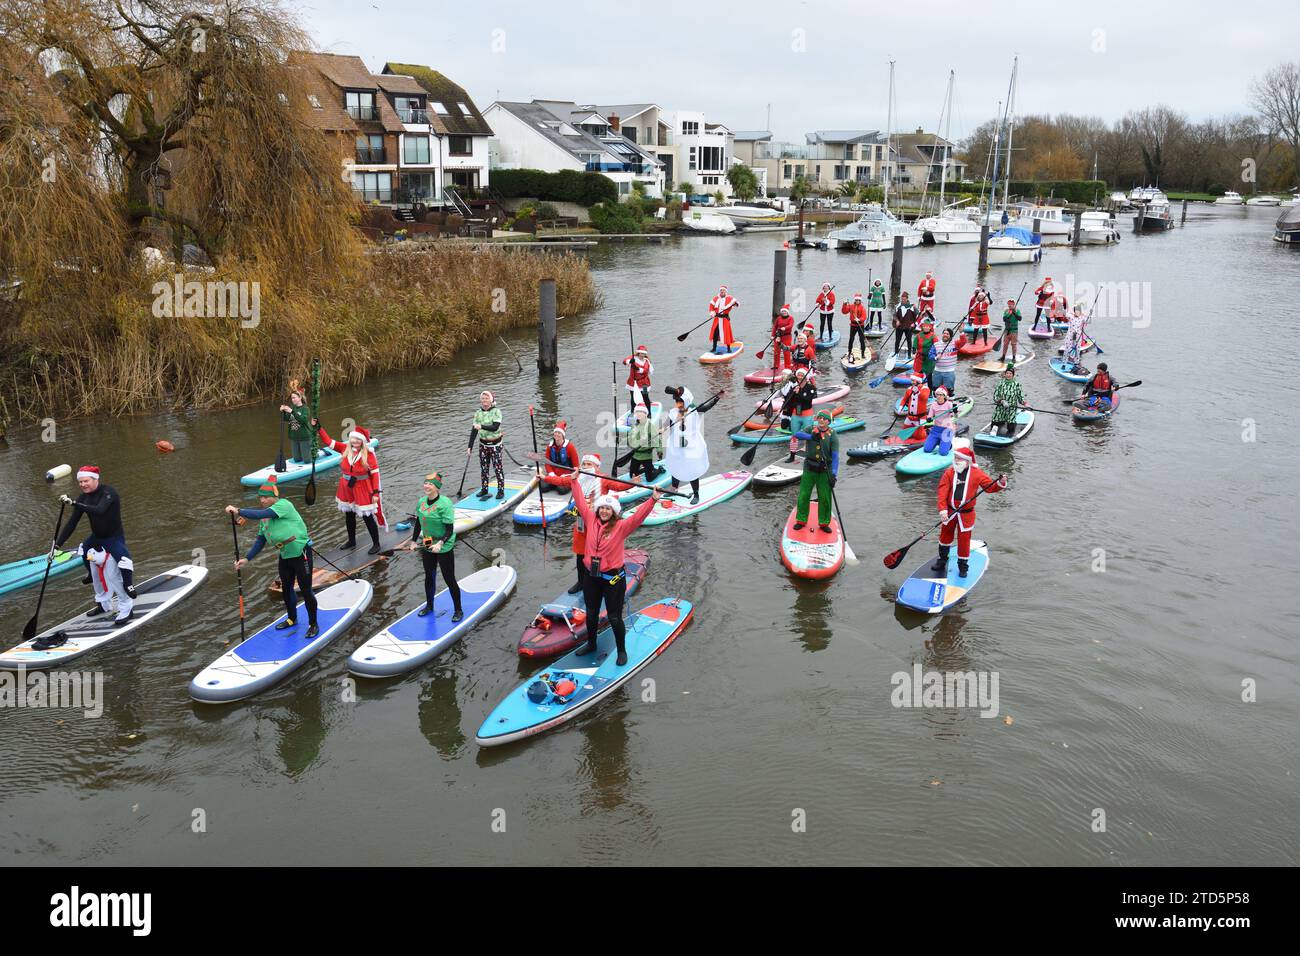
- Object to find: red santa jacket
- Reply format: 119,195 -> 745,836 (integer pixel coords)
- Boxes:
841,301 -> 867,325
1035,281 -> 1054,304
709,294 -> 738,317
968,292 -> 990,321
902,382 -> 930,421
816,289 -> 836,313
937,464 -> 1003,531
1047,292 -> 1069,319
622,355 -> 653,388
772,313 -> 794,343
918,278 -> 936,301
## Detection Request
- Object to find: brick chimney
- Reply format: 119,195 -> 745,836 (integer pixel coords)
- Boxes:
608,114 -> 620,132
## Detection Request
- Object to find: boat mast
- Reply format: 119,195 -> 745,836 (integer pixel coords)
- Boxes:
979,98 -> 1000,221
1002,56 -> 1018,213
938,69 -> 954,211
883,58 -> 895,212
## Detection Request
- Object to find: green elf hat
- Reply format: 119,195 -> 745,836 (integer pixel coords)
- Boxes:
257,475 -> 280,497
815,409 -> 833,425
1005,361 -> 1016,372
424,471 -> 444,489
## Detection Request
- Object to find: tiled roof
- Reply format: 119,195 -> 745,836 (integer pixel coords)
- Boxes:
290,52 -> 404,132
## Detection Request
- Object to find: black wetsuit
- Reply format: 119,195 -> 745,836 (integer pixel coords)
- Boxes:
55,484 -> 134,589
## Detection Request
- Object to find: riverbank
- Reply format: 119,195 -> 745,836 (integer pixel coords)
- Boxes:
0,244 -> 599,426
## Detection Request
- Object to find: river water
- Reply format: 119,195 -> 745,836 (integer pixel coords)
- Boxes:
2,205 -> 1297,866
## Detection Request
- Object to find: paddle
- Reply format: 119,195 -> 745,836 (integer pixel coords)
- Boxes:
230,513 -> 247,644
676,315 -> 713,343
522,455 -> 690,497
734,380 -> 789,461
304,358 -> 321,506
20,500 -> 67,643
883,484 -> 996,569
740,415 -> 784,467
829,484 -> 859,566
455,425 -> 477,496
1008,403 -> 1071,418
527,405 -> 548,539
398,514 -> 495,564
612,363 -> 620,480
990,281 -> 1029,355
1059,380 -> 1141,405
753,333 -> 778,362
274,411 -> 287,474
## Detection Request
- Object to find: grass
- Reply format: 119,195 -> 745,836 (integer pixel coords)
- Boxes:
1164,192 -> 1218,202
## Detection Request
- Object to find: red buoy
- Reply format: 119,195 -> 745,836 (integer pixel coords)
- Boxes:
155,440 -> 175,453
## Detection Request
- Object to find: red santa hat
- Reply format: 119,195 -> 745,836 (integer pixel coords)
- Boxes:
552,421 -> 567,441
853,292 -> 863,301
954,445 -> 976,463
348,426 -> 370,444
925,270 -> 934,278
635,344 -> 649,356
910,372 -> 924,384
633,403 -> 649,417
77,465 -> 101,481
581,452 -> 601,468
780,304 -> 791,315
822,282 -> 831,289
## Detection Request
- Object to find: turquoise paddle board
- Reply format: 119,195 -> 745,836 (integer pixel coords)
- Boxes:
813,330 -> 841,351
1049,357 -> 1090,383
0,549 -> 80,597
730,417 -> 865,445
240,439 -> 378,486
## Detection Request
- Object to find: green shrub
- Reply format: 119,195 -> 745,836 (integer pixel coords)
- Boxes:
492,168 -> 617,206
534,202 -> 560,221
588,200 -> 641,233
1206,183 -> 1227,196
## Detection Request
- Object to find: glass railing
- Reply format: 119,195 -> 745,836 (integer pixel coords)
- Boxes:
353,186 -> 392,203
397,108 -> 429,124
355,148 -> 385,164
347,105 -> 379,121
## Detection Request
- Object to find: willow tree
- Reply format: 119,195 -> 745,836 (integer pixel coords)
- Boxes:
0,0 -> 357,291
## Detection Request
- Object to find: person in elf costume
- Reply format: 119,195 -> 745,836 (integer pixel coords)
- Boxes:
999,298 -> 1022,363
625,404 -> 665,483
932,445 -> 1007,579
469,390 -> 505,500
991,362 -> 1026,437
867,279 -> 887,330
917,271 -> 937,315
540,421 -> 579,494
226,475 -> 318,637
315,420 -> 385,554
815,282 -> 836,341
403,470 -> 462,622
842,292 -> 868,358
279,380 -> 313,464
912,314 -> 939,387
621,345 -> 654,413
791,409 -> 840,534
707,285 -> 739,353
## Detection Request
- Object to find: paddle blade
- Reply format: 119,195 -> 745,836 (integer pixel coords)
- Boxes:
304,480 -> 317,506
882,547 -> 907,569
676,331 -> 689,342
755,349 -> 766,360
21,613 -> 38,642
740,445 -> 759,467
843,542 -> 859,566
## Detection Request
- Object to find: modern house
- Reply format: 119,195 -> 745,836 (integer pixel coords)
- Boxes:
661,111 -> 734,196
382,63 -> 493,198
754,130 -> 894,195
892,129 -> 968,193
730,132 -> 772,196
484,99 -> 665,198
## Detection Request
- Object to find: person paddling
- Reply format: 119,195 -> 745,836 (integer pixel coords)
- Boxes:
1033,276 -> 1054,324
780,366 -> 818,463
968,286 -> 992,344
279,380 -> 313,464
901,372 -> 931,443
991,363 -> 1026,437
913,313 -> 939,388
707,284 -> 739,354
843,292 -> 868,357
621,345 -> 654,413
555,452 -> 608,594
572,486 -> 662,666
922,385 -> 956,457
816,282 -> 836,341
868,279 -> 887,331
225,475 -> 319,637
662,386 -> 710,504
315,421 -> 384,553
791,328 -> 817,376
625,403 -> 665,483
932,327 -> 965,395
1063,305 -> 1089,373
405,470 -> 462,622
892,292 -> 918,360
917,270 -> 937,316
771,305 -> 795,373
1040,286 -> 1068,333
540,421 -> 579,495
1081,362 -> 1116,405
999,297 -> 1022,362
791,409 -> 840,534
932,446 -> 1007,579
55,466 -> 137,617
470,390 -> 505,500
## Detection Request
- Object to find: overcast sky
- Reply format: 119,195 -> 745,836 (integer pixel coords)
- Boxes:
300,0 -> 1298,143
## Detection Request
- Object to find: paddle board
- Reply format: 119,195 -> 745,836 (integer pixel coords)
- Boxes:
973,410 -> 1036,447
813,330 -> 841,351
864,326 -> 888,338
894,395 -> 974,418
699,342 -> 744,364
730,417 -> 865,445
743,367 -> 783,386
636,471 -> 752,525
1071,393 -> 1119,423
1051,321 -> 1070,332
454,471 -> 540,534
0,549 -> 80,597
971,352 -> 1033,373
892,373 -> 914,387
513,487 -> 573,525
609,469 -> 672,506
1049,357 -> 1091,382
758,383 -> 849,414
958,338 -> 995,358
780,509 -> 844,580
841,346 -> 874,373
752,462 -> 803,486
896,540 -> 989,614
267,526 -> 406,593
895,444 -> 955,476
1026,325 -> 1055,339
1,565 -> 208,670
240,439 -> 378,487
742,403 -> 844,430
190,578 -> 372,702
614,402 -> 662,434
517,551 -> 648,658
885,352 -> 913,371
477,599 -> 694,747
349,565 -> 516,677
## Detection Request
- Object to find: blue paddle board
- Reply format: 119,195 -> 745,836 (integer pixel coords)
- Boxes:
813,330 -> 841,351
896,540 -> 989,614
1049,357 -> 1090,383
240,439 -> 378,487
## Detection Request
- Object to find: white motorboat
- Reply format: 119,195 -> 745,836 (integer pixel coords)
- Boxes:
986,225 -> 1042,265
714,203 -> 787,224
916,213 -> 982,244
1214,190 -> 1244,205
1246,195 -> 1281,206
1130,187 -> 1173,231
1077,210 -> 1121,245
1109,191 -> 1134,210
824,205 -> 923,251
1274,204 -> 1300,244
679,209 -> 736,234
1007,201 -> 1073,236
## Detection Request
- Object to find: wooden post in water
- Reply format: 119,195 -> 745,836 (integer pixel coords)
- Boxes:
537,279 -> 558,374
1181,199 -> 1188,224
889,235 -> 904,304
771,248 -> 787,318
979,222 -> 990,271
1072,209 -> 1082,247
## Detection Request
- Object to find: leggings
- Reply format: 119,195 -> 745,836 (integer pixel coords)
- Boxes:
279,548 -> 318,626
893,328 -> 912,356
868,308 -> 884,329
479,442 -> 504,490
573,554 -> 588,590
582,568 -> 627,654
670,477 -> 700,498
819,312 -> 834,338
848,324 -> 867,356
629,457 -> 661,482
627,385 -> 651,414
345,512 -> 380,548
420,548 -> 461,612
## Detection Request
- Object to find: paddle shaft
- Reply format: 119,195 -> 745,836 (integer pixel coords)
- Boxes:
1061,380 -> 1141,405
230,513 -> 246,643
612,363 -> 620,479
456,425 -> 477,496
528,405 -> 548,538
21,500 -> 67,642
738,380 -> 790,464
522,456 -> 689,497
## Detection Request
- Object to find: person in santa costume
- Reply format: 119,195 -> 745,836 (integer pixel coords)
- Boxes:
707,284 -> 739,354
791,327 -> 817,375
470,390 -> 505,500
968,286 -> 992,344
315,421 -> 385,554
933,445 -> 1007,579
901,371 -> 931,442
540,421 -> 579,494
917,271 -> 937,315
842,292 -> 868,357
1038,286 -> 1068,332
771,305 -> 795,372
56,465 -> 137,605
621,345 -> 654,413
867,279 -> 887,330
1033,276 -> 1055,323
815,282 -> 836,341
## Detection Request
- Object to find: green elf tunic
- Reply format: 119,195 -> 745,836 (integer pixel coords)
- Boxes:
868,285 -> 887,310
256,498 -> 311,559
913,328 -> 939,375
627,416 -> 664,463
992,376 -> 1025,425
793,421 -> 840,526
1002,307 -> 1021,334
282,404 -> 313,462
413,493 -> 456,553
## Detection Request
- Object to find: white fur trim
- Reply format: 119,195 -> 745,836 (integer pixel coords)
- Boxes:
76,470 -> 100,481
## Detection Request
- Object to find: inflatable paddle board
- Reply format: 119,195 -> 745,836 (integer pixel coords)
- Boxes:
516,551 -> 648,658
896,541 -> 989,614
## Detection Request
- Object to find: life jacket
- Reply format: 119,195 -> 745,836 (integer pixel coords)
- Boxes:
1090,371 -> 1113,391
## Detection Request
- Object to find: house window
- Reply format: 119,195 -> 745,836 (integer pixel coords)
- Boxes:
355,134 -> 384,164
431,101 -> 449,115
815,165 -> 821,178
458,103 -> 472,116
618,181 -> 630,196
447,135 -> 472,156
833,165 -> 847,180
346,91 -> 377,121
843,145 -> 854,160
875,145 -> 883,161
783,163 -> 792,179
681,121 -> 699,135
353,171 -> 392,202
688,147 -> 697,171
403,135 -> 431,165
698,145 -> 722,171
394,96 -> 427,124
308,94 -> 322,109
623,127 -> 637,144
402,172 -> 435,202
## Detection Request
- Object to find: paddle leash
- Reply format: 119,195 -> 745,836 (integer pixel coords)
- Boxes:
21,500 -> 68,643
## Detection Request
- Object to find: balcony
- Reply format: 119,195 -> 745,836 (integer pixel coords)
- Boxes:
585,161 -> 654,175
355,147 -> 386,164
353,186 -> 392,203
397,108 -> 429,125
347,105 -> 380,121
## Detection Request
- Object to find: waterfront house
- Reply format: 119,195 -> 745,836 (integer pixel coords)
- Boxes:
892,129 -> 968,195
755,130 -> 895,195
730,132 -> 773,197
381,63 -> 493,199
662,110 -> 734,196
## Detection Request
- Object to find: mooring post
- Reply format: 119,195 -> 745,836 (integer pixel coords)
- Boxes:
1072,209 -> 1082,247
1181,199 -> 1188,224
979,222 -> 990,271
772,248 -> 787,318
537,279 -> 558,374
889,235 -> 904,304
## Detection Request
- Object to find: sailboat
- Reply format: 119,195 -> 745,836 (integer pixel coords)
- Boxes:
915,71 -> 981,245
825,60 -> 923,252
984,57 -> 1042,265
